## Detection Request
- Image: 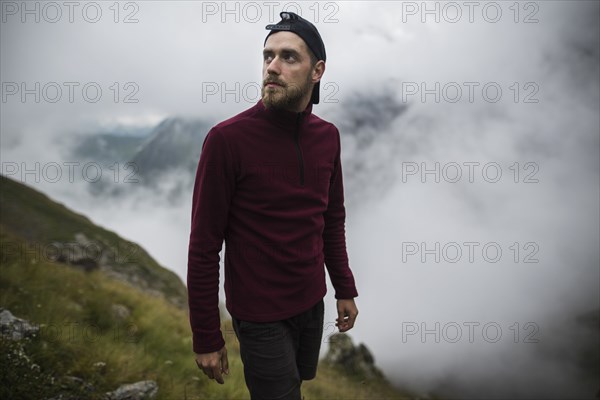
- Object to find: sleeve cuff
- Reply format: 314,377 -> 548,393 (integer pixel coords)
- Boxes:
334,288 -> 358,300
192,331 -> 225,354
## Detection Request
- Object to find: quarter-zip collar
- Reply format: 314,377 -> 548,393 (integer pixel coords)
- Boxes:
257,99 -> 312,130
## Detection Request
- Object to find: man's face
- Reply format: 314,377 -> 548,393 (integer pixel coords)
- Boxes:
262,31 -> 318,111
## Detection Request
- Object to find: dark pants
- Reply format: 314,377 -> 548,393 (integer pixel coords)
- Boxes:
232,299 -> 325,400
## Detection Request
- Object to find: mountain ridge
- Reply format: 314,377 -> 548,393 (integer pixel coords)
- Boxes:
0,175 -> 187,308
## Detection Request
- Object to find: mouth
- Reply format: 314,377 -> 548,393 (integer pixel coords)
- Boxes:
265,81 -> 284,88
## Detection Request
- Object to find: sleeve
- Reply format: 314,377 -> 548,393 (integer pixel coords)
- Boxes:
322,127 -> 359,300
187,127 -> 235,354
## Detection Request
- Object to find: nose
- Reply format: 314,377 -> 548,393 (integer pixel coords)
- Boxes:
266,56 -> 281,76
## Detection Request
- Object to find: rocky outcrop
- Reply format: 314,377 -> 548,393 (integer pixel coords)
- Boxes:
323,333 -> 385,380
105,380 -> 158,400
1,308 -> 159,400
46,378 -> 158,400
0,308 -> 39,340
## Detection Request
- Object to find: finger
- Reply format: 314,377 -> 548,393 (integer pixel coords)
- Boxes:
222,349 -> 230,375
195,358 -> 210,377
336,318 -> 349,332
213,365 -> 224,384
337,318 -> 348,331
335,315 -> 348,323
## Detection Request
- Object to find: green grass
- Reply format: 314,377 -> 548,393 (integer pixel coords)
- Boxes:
0,175 -> 414,399
0,236 -> 247,399
0,237 -> 411,399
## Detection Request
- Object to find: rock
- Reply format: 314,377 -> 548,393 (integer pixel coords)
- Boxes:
111,304 -> 131,320
323,333 -> 385,380
0,308 -> 39,340
51,233 -> 99,271
105,380 -> 158,400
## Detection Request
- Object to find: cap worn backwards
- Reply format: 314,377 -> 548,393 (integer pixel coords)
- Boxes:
264,12 -> 326,104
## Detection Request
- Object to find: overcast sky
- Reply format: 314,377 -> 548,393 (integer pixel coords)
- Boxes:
3,0 -> 591,139
2,1 -> 599,398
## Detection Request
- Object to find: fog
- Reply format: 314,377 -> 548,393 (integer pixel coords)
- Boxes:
1,1 -> 599,398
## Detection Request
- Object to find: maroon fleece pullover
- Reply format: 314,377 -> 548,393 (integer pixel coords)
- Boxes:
187,99 -> 358,354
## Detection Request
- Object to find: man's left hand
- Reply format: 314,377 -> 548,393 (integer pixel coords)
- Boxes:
335,298 -> 358,332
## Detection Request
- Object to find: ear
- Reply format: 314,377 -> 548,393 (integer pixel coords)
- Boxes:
312,60 -> 325,84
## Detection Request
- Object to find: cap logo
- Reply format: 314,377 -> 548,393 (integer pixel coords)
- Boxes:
265,24 -> 291,30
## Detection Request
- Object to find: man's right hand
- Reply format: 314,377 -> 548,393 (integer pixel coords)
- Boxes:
195,346 -> 229,384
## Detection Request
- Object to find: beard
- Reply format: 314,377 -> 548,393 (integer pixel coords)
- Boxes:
261,72 -> 313,111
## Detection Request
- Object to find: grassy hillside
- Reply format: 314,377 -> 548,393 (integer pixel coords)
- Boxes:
0,176 -> 413,399
0,175 -> 187,308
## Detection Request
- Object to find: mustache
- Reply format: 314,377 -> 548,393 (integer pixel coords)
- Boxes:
263,78 -> 286,87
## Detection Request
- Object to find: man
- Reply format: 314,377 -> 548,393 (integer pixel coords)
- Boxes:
187,11 -> 359,399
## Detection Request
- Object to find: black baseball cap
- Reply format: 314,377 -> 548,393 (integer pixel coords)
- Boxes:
265,12 -> 326,104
